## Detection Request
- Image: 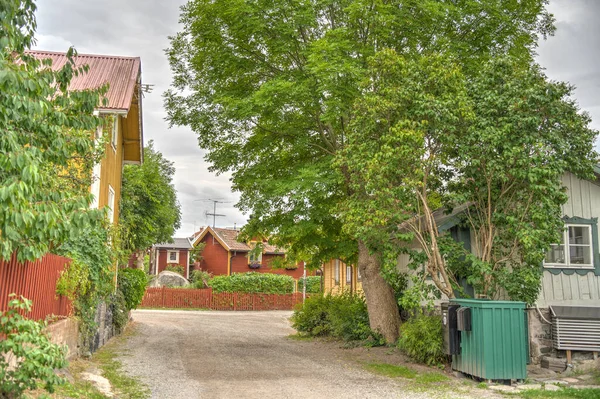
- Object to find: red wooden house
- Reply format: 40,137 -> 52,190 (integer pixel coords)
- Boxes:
150,238 -> 194,279
191,227 -> 307,279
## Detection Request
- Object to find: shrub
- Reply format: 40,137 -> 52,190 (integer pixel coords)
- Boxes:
117,268 -> 148,310
397,314 -> 446,366
0,296 -> 67,398
208,272 -> 295,294
297,276 -> 322,294
109,290 -> 129,333
165,264 -> 185,276
189,269 -> 212,288
291,292 -> 372,341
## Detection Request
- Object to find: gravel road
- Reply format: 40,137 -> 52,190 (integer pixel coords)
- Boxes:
117,310 -> 493,399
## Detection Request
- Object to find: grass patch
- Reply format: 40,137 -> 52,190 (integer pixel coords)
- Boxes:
90,327 -> 149,399
287,333 -> 313,341
477,382 -> 488,389
519,387 -> 600,399
363,362 -> 417,379
30,324 -> 149,399
415,372 -> 450,384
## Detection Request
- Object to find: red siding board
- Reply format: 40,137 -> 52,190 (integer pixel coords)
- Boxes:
198,233 -> 229,275
0,253 -> 72,320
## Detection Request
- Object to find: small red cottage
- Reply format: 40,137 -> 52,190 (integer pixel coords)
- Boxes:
150,238 -> 194,279
191,227 -> 306,279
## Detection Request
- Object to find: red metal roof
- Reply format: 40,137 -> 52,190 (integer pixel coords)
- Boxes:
26,50 -> 141,112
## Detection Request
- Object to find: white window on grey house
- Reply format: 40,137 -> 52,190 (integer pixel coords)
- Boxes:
107,185 -> 115,224
346,265 -> 352,285
111,116 -> 119,151
545,224 -> 593,268
168,250 -> 179,263
334,259 -> 340,285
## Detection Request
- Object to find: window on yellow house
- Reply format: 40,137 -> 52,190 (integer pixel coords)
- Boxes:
107,185 -> 115,223
346,265 -> 352,285
111,116 -> 119,151
334,259 -> 340,285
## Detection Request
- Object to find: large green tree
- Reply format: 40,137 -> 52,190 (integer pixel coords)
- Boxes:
0,0 -> 105,262
120,141 -> 181,269
342,51 -> 598,306
165,0 -> 554,342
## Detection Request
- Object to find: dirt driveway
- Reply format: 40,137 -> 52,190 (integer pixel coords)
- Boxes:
117,310 -> 495,399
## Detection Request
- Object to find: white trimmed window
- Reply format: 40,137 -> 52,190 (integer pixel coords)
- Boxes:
168,250 -> 179,263
346,265 -> 352,284
545,224 -> 594,269
107,185 -> 115,224
334,259 -> 340,285
111,116 -> 119,151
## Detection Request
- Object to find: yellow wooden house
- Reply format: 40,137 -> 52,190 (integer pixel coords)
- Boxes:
322,259 -> 363,295
28,50 -> 144,224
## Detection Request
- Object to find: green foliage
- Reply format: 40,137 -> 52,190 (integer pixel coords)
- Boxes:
0,296 -> 67,397
55,221 -> 117,351
0,0 -> 107,262
189,269 -> 212,289
208,272 -> 295,294
109,290 -> 129,333
397,314 -> 446,366
297,276 -> 322,294
117,268 -> 148,311
166,0 -> 554,269
291,293 -> 372,341
188,243 -> 205,264
120,141 -> 181,255
164,265 -> 184,276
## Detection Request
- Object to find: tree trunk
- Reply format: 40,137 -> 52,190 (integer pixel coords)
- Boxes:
358,240 -> 401,343
135,250 -> 145,270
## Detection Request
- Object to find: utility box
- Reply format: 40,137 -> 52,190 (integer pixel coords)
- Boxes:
451,299 -> 527,382
441,303 -> 460,355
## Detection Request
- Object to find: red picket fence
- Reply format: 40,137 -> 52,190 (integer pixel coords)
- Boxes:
0,253 -> 72,320
140,287 -> 305,311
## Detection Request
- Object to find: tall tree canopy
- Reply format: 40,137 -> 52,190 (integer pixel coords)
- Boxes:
165,0 -> 555,342
120,141 -> 181,267
0,0 -> 105,262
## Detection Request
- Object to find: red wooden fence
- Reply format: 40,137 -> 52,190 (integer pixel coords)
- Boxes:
0,253 -> 72,320
140,287 -> 305,311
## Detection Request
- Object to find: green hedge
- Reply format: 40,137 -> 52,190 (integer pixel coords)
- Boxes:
117,268 -> 148,310
397,314 -> 445,366
297,276 -> 322,294
291,292 -> 372,341
207,272 -> 295,294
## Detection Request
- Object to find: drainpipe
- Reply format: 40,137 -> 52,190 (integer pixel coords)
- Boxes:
229,251 -> 236,276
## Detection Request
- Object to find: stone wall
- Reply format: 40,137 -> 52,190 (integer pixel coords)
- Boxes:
88,301 -> 120,354
527,307 -> 554,364
46,318 -> 79,359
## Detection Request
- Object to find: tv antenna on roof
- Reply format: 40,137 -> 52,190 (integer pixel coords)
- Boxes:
194,198 -> 231,228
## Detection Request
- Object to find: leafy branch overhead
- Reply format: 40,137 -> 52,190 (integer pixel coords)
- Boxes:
0,0 -> 107,262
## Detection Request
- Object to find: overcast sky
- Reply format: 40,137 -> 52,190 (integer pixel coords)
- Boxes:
33,0 -> 600,239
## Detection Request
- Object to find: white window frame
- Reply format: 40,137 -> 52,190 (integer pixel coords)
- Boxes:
249,251 -> 262,264
107,185 -> 115,224
334,259 -> 340,285
544,224 -> 594,269
111,116 -> 118,151
168,250 -> 179,263
346,265 -> 352,285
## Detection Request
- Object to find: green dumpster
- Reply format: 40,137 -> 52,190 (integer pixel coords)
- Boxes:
451,299 -> 527,381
